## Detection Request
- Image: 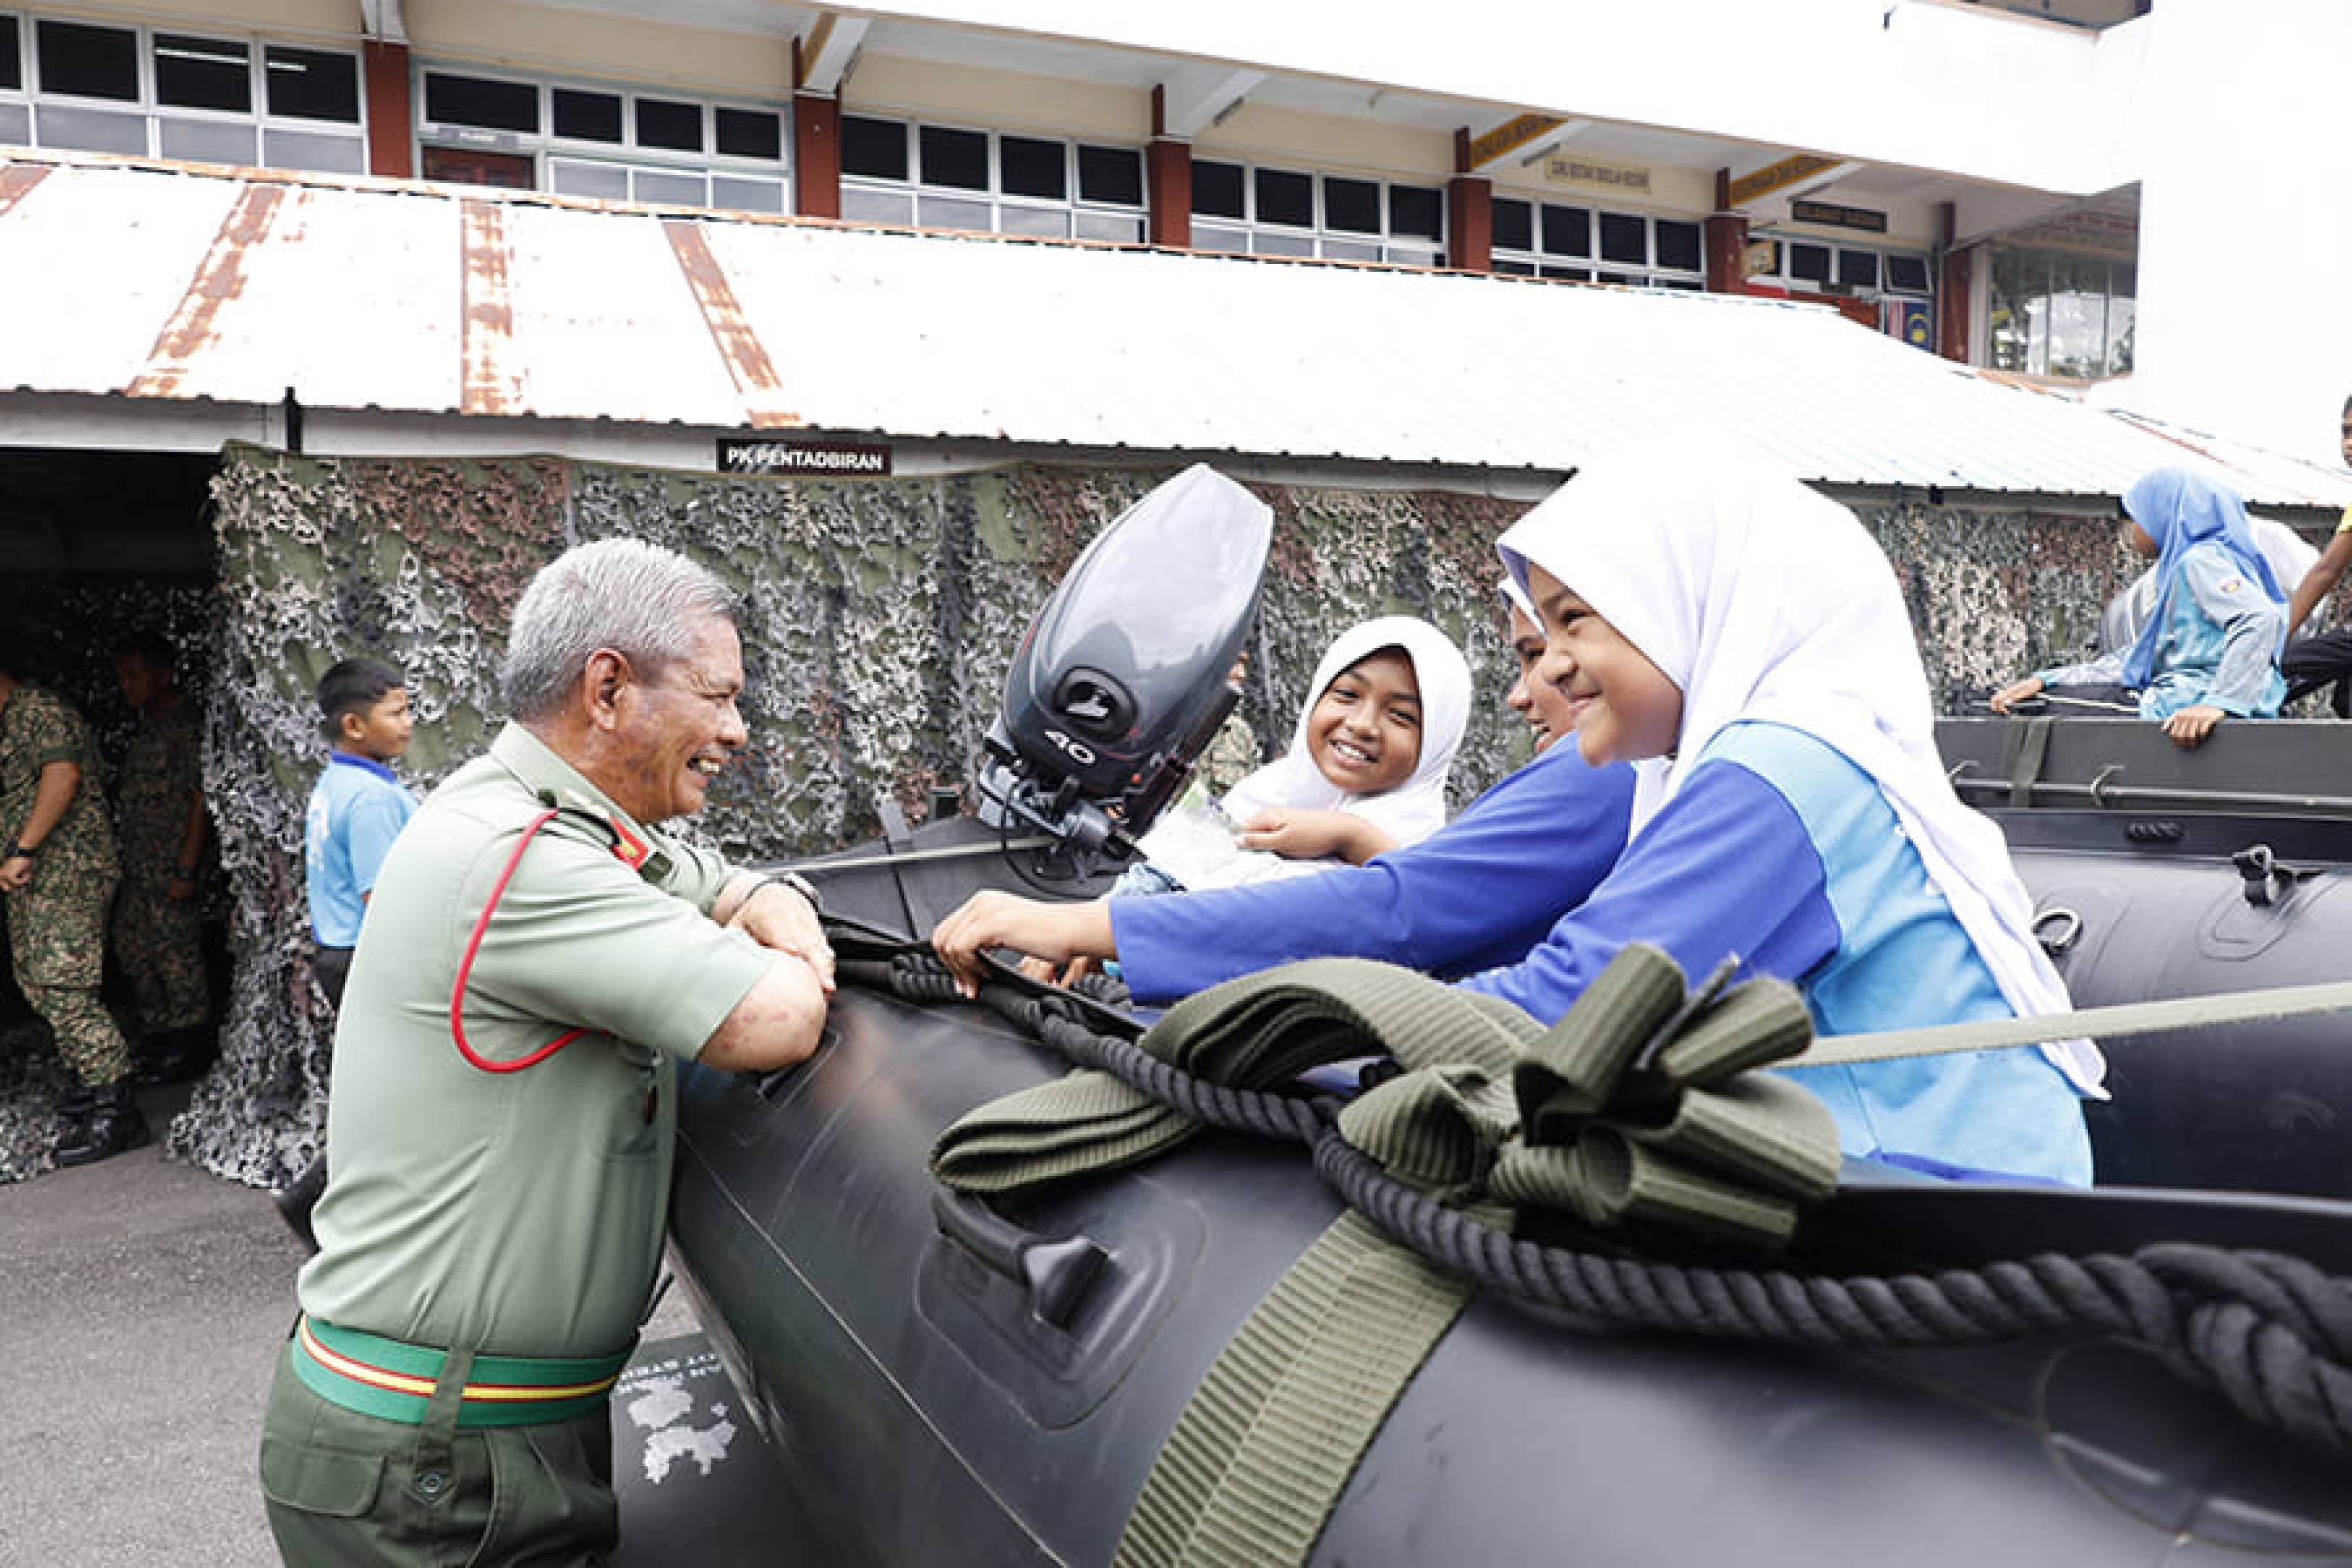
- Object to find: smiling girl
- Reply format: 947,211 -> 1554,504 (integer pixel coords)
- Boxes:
1475,454 -> 2104,1186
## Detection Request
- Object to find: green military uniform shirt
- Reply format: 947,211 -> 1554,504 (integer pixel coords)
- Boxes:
0,684 -> 119,987
297,723 -> 775,1361
115,699 -> 201,882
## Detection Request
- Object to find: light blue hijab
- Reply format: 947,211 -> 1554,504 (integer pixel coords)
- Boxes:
2119,467 -> 2287,689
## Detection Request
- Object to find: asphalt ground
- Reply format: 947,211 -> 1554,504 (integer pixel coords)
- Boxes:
0,1081 -> 789,1567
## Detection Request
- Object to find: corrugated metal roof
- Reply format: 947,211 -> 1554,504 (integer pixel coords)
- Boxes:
4,152 -> 2348,510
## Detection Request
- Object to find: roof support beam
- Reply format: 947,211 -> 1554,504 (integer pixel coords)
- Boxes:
358,0 -> 407,44
1156,62 -> 1266,138
795,14 -> 870,96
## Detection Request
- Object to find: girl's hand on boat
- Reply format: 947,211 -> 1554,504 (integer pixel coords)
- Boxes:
2162,703 -> 2224,748
931,893 -> 1115,999
1987,676 -> 2044,714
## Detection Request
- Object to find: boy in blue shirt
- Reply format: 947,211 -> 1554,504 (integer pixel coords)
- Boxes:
303,658 -> 416,1008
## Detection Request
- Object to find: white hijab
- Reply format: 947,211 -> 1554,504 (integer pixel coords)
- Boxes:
1497,452 -> 2104,1096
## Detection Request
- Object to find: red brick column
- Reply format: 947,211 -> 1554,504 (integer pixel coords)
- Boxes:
794,93 -> 841,220
1939,246 -> 1973,362
1447,174 -> 1491,272
1704,212 -> 1749,294
1146,138 -> 1190,249
362,40 -> 412,179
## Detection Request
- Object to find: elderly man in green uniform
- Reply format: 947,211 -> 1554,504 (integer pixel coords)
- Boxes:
258,539 -> 834,1566
111,631 -> 215,1085
0,643 -> 145,1166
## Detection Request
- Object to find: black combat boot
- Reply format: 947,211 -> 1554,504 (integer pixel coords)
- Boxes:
274,1155 -> 328,1255
54,1081 -> 152,1167
132,1025 -> 213,1086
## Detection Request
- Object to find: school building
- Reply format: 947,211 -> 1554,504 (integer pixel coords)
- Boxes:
2,0 -> 2349,1186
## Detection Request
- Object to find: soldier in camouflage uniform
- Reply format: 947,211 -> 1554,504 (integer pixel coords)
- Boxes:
0,649 -> 147,1166
112,632 -> 213,1084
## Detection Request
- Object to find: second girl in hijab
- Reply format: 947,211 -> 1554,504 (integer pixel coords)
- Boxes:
1482,451 -> 2104,1186
1119,615 -> 1472,894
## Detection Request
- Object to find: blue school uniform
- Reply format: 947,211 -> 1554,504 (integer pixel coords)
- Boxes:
1112,744 -> 1636,1006
305,753 -> 417,947
2039,541 -> 2287,720
1459,721 -> 2092,1186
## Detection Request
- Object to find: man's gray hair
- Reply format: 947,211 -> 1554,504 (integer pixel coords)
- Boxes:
501,537 -> 739,720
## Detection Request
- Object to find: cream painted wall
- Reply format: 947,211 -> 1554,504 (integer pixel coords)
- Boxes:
844,52 -> 1147,141
402,0 -> 793,96
29,1 -> 360,43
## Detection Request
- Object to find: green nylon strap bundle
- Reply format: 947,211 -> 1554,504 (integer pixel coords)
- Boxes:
1111,1213 -> 1474,1568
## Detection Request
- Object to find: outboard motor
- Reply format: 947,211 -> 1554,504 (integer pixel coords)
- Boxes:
976,463 -> 1272,871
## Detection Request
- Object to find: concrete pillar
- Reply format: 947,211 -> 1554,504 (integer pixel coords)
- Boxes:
1443,131 -> 1490,272
1146,88 -> 1190,248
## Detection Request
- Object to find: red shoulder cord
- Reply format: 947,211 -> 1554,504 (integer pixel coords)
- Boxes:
449,808 -> 588,1073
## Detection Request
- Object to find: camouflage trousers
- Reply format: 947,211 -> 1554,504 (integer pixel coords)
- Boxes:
112,875 -> 210,1032
7,872 -> 132,1087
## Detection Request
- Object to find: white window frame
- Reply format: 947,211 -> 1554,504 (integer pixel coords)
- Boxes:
838,112 -> 1146,243
8,10 -> 366,172
1188,156 -> 1445,267
1762,234 -> 1936,303
415,62 -> 791,214
1490,195 -> 1704,289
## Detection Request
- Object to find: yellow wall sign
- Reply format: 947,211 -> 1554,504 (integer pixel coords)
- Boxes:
1465,114 -> 1567,169
1544,154 -> 1652,193
1726,154 -> 1842,208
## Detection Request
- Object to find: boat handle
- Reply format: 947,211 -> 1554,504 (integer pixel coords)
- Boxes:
2031,905 -> 2081,956
931,1190 -> 1108,1328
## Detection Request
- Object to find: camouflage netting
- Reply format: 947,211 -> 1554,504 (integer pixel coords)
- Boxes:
3,444 -> 2324,1189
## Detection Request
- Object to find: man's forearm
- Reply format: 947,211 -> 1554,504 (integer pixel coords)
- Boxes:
14,761 -> 80,849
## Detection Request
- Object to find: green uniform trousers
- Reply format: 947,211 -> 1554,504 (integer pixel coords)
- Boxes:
8,871 -> 132,1086
260,1339 -> 619,1567
112,876 -> 211,1032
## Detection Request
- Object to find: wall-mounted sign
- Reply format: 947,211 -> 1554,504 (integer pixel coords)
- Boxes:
1741,238 -> 1781,279
1466,113 -> 1567,170
1790,199 -> 1889,233
1543,155 -> 1650,194
1726,154 -> 1841,208
717,438 -> 893,476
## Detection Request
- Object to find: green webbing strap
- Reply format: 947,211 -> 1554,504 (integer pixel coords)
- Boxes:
931,958 -> 1538,1194
1796,975 -> 2352,1069
1111,1212 -> 1475,1568
2008,714 -> 2053,807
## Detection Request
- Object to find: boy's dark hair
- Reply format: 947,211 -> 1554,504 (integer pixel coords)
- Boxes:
317,658 -> 404,733
113,630 -> 177,671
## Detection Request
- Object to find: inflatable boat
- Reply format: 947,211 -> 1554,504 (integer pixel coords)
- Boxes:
668,470 -> 2352,1565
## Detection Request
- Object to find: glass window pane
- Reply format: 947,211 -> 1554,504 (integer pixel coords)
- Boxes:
38,21 -> 138,102
1254,229 -> 1313,258
1073,209 -> 1143,243
916,192 -> 990,230
549,159 -> 628,199
1191,158 -> 1244,218
1323,236 -> 1382,263
1493,256 -> 1537,277
1077,145 -> 1141,206
711,175 -> 783,213
425,73 -> 538,133
1193,221 -> 1247,253
919,125 -> 988,189
1654,219 -> 1702,274
636,98 -> 701,152
1788,242 -> 1832,283
1839,248 -> 1880,289
265,47 -> 358,123
552,89 -> 623,143
1254,166 -> 1312,227
1542,264 -> 1592,283
1539,204 -> 1589,258
841,185 -> 913,225
999,203 -> 1067,238
1492,197 -> 1533,253
999,134 -> 1065,199
159,116 -> 255,162
632,167 -> 706,206
1323,176 -> 1379,234
1886,253 -> 1931,294
0,17 -> 19,92
35,102 -> 144,152
714,106 -> 781,160
841,115 -> 906,180
0,105 -> 29,143
262,125 -> 363,172
154,35 -> 249,113
1389,184 -> 1443,241
1598,212 -> 1646,266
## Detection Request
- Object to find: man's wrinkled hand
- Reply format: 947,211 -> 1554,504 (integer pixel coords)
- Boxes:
730,881 -> 835,994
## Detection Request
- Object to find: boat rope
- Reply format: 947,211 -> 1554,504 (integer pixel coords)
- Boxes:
855,939 -> 2352,1453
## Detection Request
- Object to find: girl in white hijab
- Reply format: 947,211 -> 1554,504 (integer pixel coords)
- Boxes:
1126,615 -> 1472,892
1480,451 -> 2102,1186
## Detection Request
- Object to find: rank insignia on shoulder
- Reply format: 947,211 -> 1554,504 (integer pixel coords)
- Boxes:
554,788 -> 652,868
